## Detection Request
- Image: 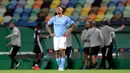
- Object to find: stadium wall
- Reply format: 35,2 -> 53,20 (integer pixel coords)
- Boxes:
0,26 -> 130,69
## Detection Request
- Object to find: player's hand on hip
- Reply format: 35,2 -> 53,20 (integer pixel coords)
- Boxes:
63,33 -> 70,37
50,33 -> 55,37
47,35 -> 51,39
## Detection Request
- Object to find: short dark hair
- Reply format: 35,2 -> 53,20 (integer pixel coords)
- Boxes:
56,5 -> 63,9
103,20 -> 110,25
56,5 -> 65,12
9,21 -> 15,25
90,21 -> 96,26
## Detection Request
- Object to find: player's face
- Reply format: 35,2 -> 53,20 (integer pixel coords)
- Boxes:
85,22 -> 90,29
56,7 -> 63,15
92,22 -> 96,27
9,23 -> 14,29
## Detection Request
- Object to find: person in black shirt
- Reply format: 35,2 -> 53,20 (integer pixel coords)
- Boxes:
33,23 -> 50,70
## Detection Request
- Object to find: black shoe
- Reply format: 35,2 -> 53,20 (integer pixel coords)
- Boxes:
85,66 -> 89,69
91,64 -> 96,69
108,67 -> 113,70
14,62 -> 21,69
9,68 -> 14,70
99,67 -> 107,69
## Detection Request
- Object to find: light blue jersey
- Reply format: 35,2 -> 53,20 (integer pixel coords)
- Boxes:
47,15 -> 74,37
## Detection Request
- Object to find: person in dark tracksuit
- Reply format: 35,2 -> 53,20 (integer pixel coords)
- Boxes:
32,23 -> 50,70
100,20 -> 125,69
5,23 -> 21,69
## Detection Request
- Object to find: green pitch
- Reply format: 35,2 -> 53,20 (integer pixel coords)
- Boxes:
0,70 -> 130,73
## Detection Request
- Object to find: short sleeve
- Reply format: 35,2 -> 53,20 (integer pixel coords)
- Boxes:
66,16 -> 75,26
47,16 -> 55,25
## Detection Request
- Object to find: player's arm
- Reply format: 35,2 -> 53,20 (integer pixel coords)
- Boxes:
46,17 -> 55,36
5,29 -> 18,39
6,42 -> 12,47
67,23 -> 76,34
107,24 -> 125,32
46,24 -> 53,35
81,30 -> 87,42
99,30 -> 104,48
40,35 -> 51,39
65,17 -> 76,36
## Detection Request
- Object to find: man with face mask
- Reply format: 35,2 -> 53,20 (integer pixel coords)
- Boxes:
81,22 -> 91,69
32,23 -> 50,70
46,6 -> 76,71
100,20 -> 125,69
5,22 -> 21,69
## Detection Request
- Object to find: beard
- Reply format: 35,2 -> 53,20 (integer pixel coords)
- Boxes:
57,13 -> 61,15
9,27 -> 13,30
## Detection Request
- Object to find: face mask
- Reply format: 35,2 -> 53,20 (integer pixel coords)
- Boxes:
9,27 -> 13,30
85,27 -> 89,30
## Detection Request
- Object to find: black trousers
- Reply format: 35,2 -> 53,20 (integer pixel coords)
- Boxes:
65,46 -> 73,69
100,43 -> 113,69
33,42 -> 44,66
9,45 -> 20,69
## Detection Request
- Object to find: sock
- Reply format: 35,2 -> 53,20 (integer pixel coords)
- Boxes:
56,58 -> 61,68
61,58 -> 65,69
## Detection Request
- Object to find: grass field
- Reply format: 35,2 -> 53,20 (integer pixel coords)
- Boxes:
0,70 -> 130,73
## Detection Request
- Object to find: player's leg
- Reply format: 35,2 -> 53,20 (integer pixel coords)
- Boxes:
9,46 -> 20,69
36,42 -> 44,66
107,44 -> 113,69
33,43 -> 39,68
100,46 -> 107,69
33,53 -> 38,67
37,53 -> 44,65
37,39 -> 44,65
33,42 -> 44,70
91,56 -> 96,69
65,46 -> 72,69
59,37 -> 67,70
90,46 -> 97,69
9,47 -> 15,69
60,49 -> 66,70
54,37 -> 61,70
95,46 -> 100,69
83,47 -> 89,69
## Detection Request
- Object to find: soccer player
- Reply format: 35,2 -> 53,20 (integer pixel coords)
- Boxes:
33,23 -> 50,70
81,22 -> 91,69
85,22 -> 104,69
5,23 -> 21,69
100,20 -> 125,69
46,6 -> 76,71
